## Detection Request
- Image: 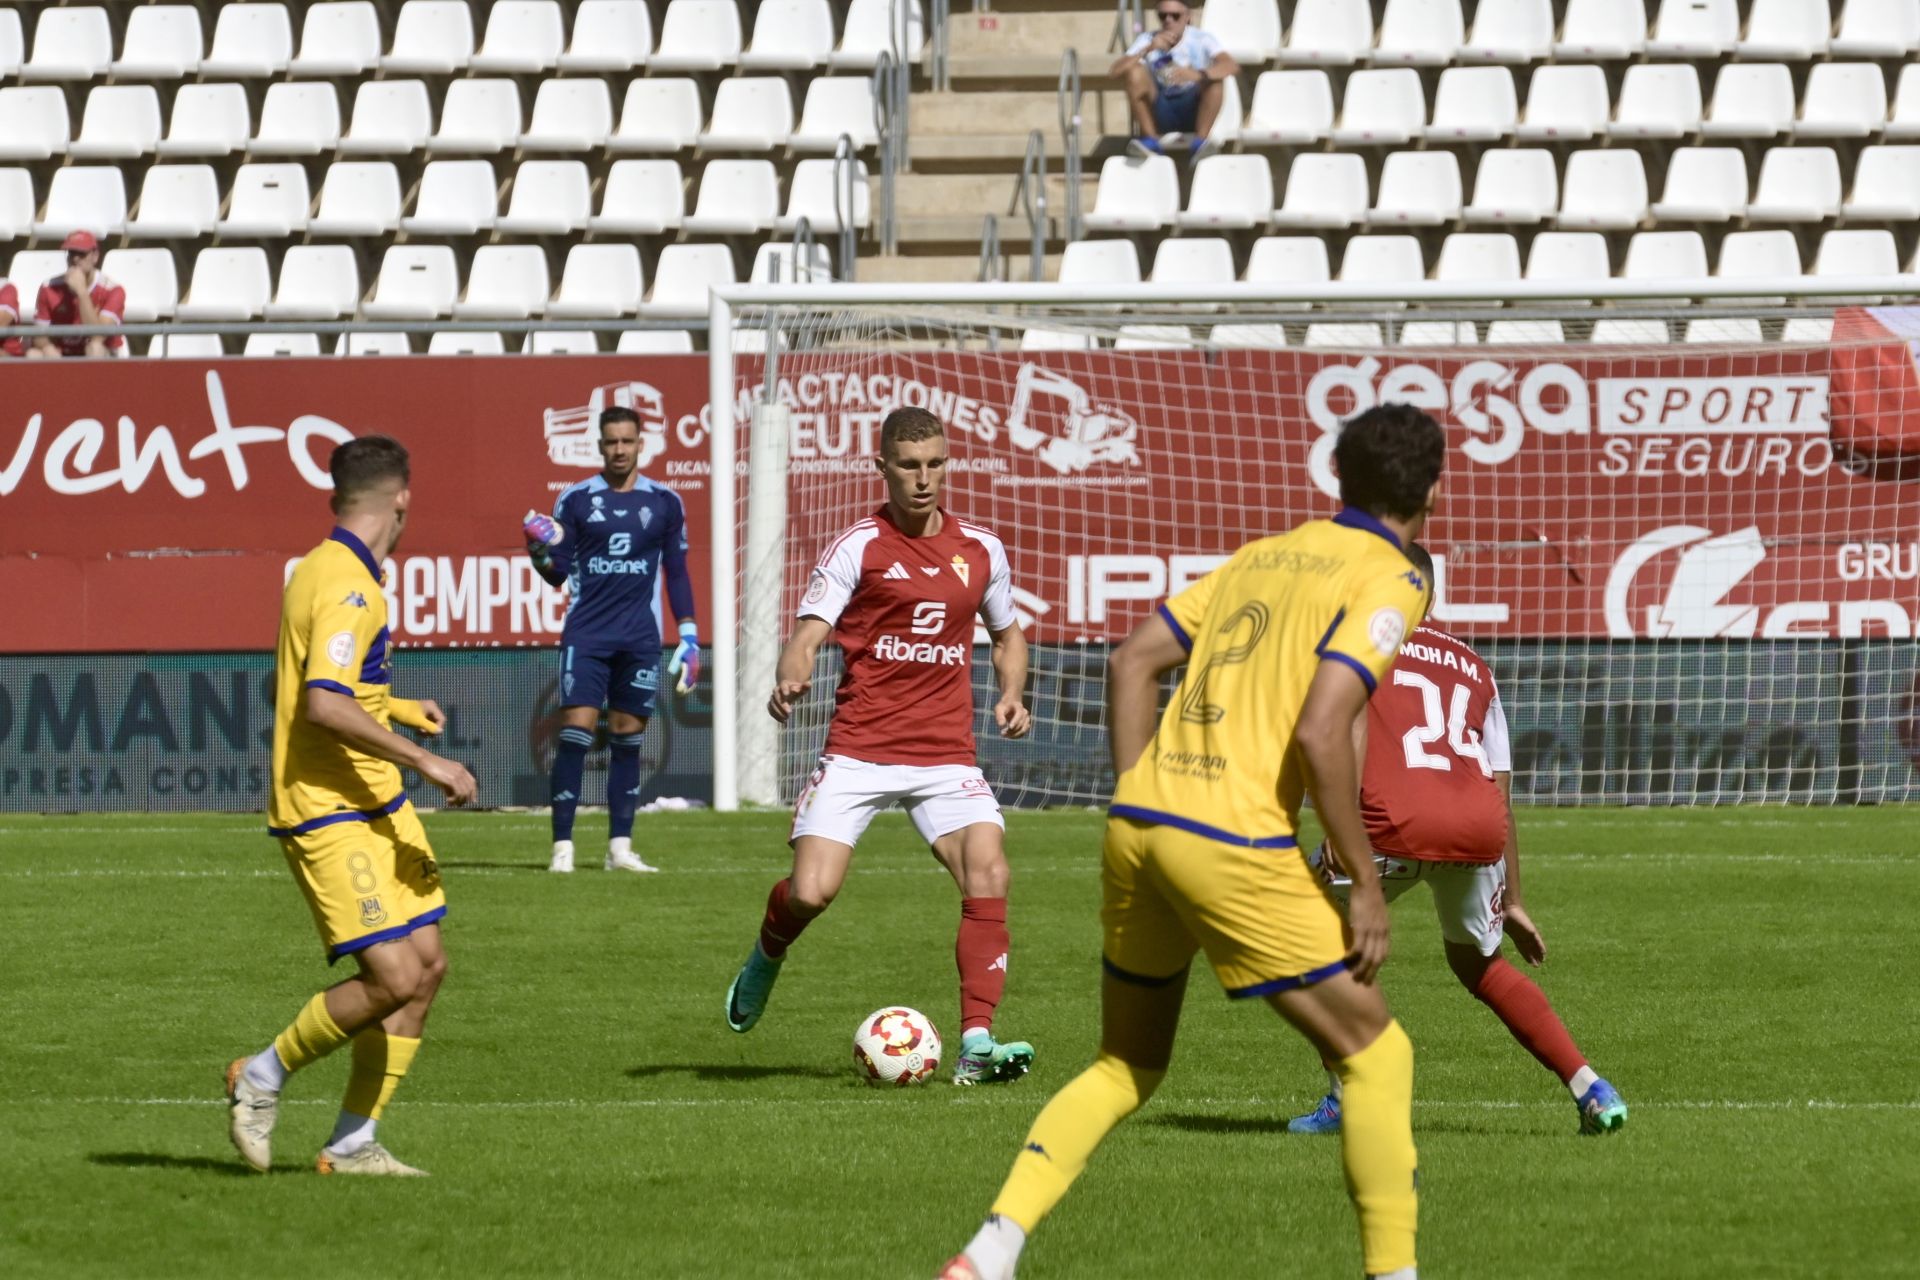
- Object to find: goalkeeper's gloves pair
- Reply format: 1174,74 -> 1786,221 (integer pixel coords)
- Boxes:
523,510 -> 561,550
669,620 -> 701,695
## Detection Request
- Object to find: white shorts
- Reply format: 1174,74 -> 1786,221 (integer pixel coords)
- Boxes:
1310,842 -> 1507,957
789,755 -> 1005,848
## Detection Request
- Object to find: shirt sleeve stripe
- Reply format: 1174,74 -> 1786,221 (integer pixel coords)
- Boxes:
1156,602 -> 1192,651
1319,651 -> 1377,693
305,678 -> 355,697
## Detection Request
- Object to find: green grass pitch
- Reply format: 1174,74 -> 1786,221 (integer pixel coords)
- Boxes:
3,808 -> 1916,1277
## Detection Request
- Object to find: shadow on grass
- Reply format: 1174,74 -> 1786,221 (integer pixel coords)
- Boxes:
437,860 -> 547,872
88,1152 -> 256,1177
1147,1112 -> 1293,1136
626,1063 -> 844,1083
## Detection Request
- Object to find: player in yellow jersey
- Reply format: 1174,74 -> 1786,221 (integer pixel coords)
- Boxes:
939,404 -> 1445,1280
224,435 -> 477,1177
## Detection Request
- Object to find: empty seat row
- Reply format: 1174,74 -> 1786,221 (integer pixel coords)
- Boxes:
1197,0 -> 1918,67
0,75 -> 880,163
1087,145 -> 1920,236
146,329 -> 701,357
1,158 -> 872,242
0,0 -> 919,82
1233,63 -> 1920,151
1021,315 -> 1841,352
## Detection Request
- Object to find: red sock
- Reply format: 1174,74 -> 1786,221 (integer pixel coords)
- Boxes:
757,878 -> 812,959
1467,955 -> 1588,1084
956,897 -> 1009,1035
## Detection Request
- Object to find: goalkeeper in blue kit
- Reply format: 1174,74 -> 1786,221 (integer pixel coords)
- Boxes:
523,406 -> 700,873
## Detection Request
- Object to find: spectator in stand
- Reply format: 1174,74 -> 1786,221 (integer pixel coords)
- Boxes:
0,276 -> 22,357
1110,0 -> 1238,164
29,231 -> 125,359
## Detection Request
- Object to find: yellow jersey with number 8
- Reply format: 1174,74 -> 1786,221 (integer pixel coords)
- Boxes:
1109,509 -> 1431,848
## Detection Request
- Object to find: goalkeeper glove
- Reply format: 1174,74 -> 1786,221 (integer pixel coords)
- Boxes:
668,620 -> 701,695
522,509 -> 562,549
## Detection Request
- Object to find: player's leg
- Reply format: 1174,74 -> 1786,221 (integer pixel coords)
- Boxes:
549,644 -> 607,872
603,656 -> 658,870
1431,865 -> 1626,1135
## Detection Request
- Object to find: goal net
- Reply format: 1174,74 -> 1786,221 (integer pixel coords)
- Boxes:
710,286 -> 1920,812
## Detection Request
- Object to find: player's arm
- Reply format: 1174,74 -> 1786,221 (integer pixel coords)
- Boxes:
1106,611 -> 1189,776
523,496 -> 572,587
387,697 -> 447,735
987,622 -> 1031,739
304,687 -> 475,804
662,493 -> 700,695
1296,662 -> 1392,982
768,617 -> 833,724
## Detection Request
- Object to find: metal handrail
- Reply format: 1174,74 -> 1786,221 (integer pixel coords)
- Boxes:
1011,129 -> 1048,283
1058,49 -> 1083,243
933,0 -> 952,93
1110,0 -> 1144,52
977,214 -> 1004,283
888,0 -> 912,168
872,51 -> 898,255
786,217 -> 817,283
830,133 -> 860,282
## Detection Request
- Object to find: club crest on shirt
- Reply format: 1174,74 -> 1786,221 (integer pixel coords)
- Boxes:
358,896 -> 388,927
1369,608 -> 1407,656
326,631 -> 356,667
804,572 -> 829,604
950,555 -> 970,586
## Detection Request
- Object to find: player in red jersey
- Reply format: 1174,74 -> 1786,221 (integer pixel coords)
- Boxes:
724,406 -> 1037,1086
1289,543 -> 1627,1137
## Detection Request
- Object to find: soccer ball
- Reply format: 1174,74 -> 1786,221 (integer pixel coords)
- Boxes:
852,1006 -> 942,1087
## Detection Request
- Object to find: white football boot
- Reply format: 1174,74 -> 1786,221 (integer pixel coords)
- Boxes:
549,840 -> 574,873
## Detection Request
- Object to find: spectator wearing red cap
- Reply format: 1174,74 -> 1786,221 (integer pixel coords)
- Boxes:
30,231 -> 125,359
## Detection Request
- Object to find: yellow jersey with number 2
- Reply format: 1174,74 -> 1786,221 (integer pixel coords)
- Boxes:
1110,508 -> 1431,849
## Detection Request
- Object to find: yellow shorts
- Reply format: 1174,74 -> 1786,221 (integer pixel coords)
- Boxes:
1101,815 -> 1348,998
277,800 -> 446,962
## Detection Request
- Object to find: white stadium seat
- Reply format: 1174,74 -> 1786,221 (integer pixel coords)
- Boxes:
618,330 -> 697,353
1713,229 -> 1802,302
1113,325 -> 1196,351
201,4 -> 294,78
1338,236 -> 1426,298
1200,0 -> 1281,63
1517,65 -> 1610,142
309,162 -> 403,236
1646,0 -> 1738,58
428,80 -> 522,154
527,331 -> 600,354
560,0 -> 653,71
833,0 -> 925,69
1844,146 -> 1920,220
1525,232 -> 1611,288
792,78 -> 882,151
401,160 -> 499,235
1463,149 -> 1557,223
698,78 -> 794,151
1057,239 -> 1141,286
471,0 -> 564,73
248,327 -> 323,353
1485,320 -> 1565,344
1244,235 -> 1331,299
1243,71 -> 1334,145
0,12 -> 20,78
1747,148 -> 1842,222
682,160 -> 779,234
453,245 -> 551,319
1435,233 -> 1521,288
22,7 -> 113,81
651,0 -> 744,72
1149,237 -> 1236,287
751,240 -> 834,284
217,164 -> 308,237
592,160 -> 686,234
1831,0 -> 1920,57
1207,75 -> 1246,144
1794,64 -> 1888,139
291,2 -> 382,77
1591,319 -> 1672,344
741,0 -> 835,70
777,158 -> 871,233
1081,154 -> 1180,232
1739,0 -> 1831,59
641,243 -> 737,318
1650,147 -> 1749,223
1401,321 -> 1477,346
1555,0 -> 1646,60
1178,154 -> 1274,230
155,334 -> 230,357
127,165 -> 220,239
1304,322 -> 1385,346
1276,0 -> 1374,66
250,83 -> 341,156
33,166 -> 128,238
1428,67 -> 1517,142
1272,152 -> 1369,228
496,161 -> 592,234
158,84 -> 251,157
1783,317 -> 1836,343
1369,151 -> 1462,226
385,1 -> 475,74
0,88 -> 70,161
1814,229 -> 1900,281
1624,230 -> 1709,281
610,80 -> 705,152
266,246 -> 361,319
1700,64 -> 1796,139
1372,0 -> 1465,67
1558,150 -> 1649,230
175,247 -> 271,320
1019,328 -> 1093,353
7,252 -> 69,299
429,332 -> 507,355
1683,318 -> 1763,344
1890,65 -> 1920,138
0,170 -> 34,240
521,81 -> 615,152
340,333 -> 414,355
1332,69 -> 1426,145
1610,64 -> 1702,139
1459,0 -> 1552,63
339,81 -> 433,156
101,248 -> 178,321
112,6 -> 204,78
550,244 -> 646,318
69,86 -> 163,160
362,245 -> 461,320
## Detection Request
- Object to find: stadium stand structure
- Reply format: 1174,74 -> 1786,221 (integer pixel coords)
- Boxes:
1,0 -> 1917,351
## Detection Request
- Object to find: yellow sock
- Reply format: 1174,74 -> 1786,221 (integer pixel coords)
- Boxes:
1336,1019 -> 1419,1276
342,1029 -> 422,1119
271,993 -> 353,1074
988,1054 -> 1164,1232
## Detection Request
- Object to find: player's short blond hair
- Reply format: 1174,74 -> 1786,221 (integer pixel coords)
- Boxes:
880,407 -> 944,457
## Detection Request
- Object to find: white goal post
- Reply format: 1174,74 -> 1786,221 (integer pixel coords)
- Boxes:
708,275 -> 1920,813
